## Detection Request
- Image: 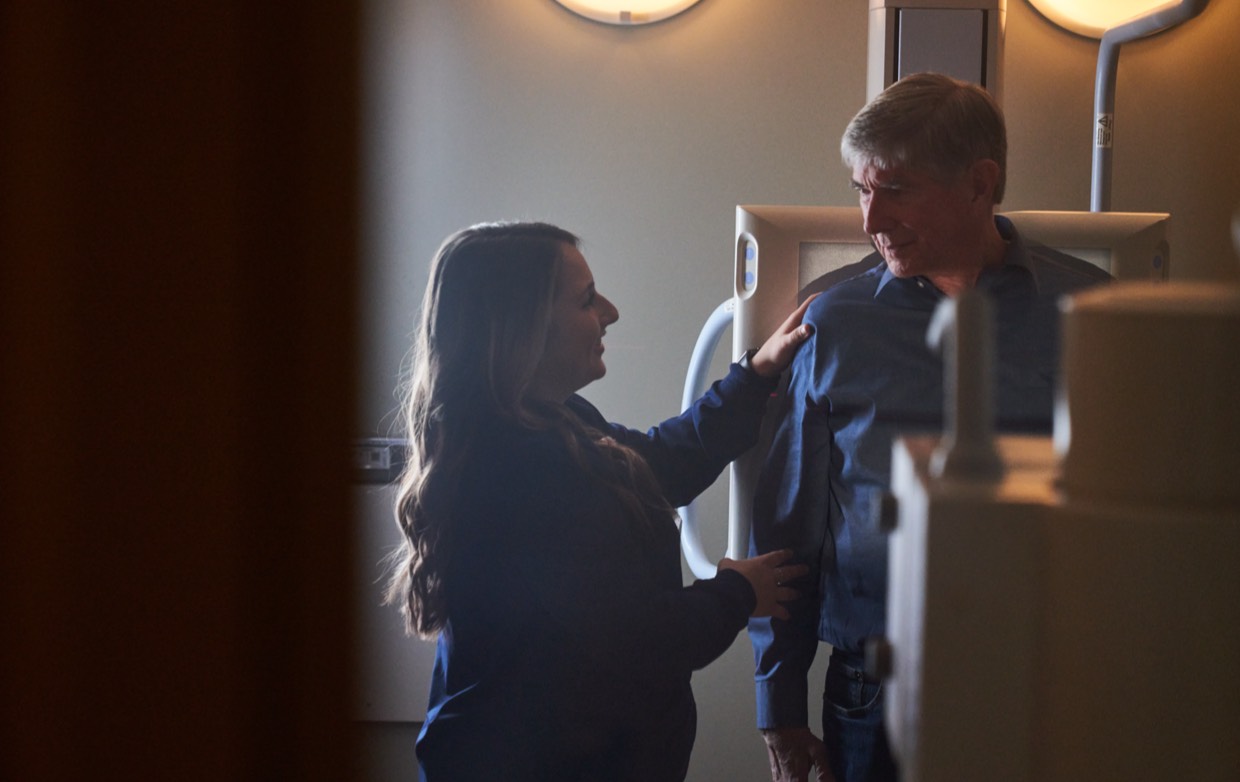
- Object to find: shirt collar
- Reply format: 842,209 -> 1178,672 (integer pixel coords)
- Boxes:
872,215 -> 1038,298
980,215 -> 1040,294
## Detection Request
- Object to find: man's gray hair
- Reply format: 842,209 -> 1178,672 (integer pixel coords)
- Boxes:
841,72 -> 1008,203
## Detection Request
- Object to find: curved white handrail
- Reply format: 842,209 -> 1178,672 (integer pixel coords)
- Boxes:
677,298 -> 735,579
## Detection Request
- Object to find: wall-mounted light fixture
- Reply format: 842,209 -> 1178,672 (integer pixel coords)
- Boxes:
552,0 -> 704,26
1030,0 -> 1210,211
1027,0 -> 1176,38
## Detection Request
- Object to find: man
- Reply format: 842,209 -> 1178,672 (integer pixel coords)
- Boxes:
748,73 -> 1111,782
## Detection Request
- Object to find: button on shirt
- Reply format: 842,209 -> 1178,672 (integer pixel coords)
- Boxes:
748,216 -> 1112,729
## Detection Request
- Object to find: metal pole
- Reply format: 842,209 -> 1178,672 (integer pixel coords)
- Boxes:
1091,0 -> 1211,212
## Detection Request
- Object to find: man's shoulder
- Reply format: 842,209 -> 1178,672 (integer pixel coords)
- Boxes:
809,255 -> 886,305
1024,241 -> 1114,292
802,260 -> 898,340
802,253 -> 885,300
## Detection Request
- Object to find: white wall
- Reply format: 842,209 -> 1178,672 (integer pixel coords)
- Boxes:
356,1 -> 1240,779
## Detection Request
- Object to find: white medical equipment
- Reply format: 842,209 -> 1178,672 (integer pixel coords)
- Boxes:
879,281 -> 1240,780
866,0 -> 1006,101
677,205 -> 1171,578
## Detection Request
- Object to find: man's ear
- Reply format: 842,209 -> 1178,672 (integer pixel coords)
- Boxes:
970,159 -> 1001,203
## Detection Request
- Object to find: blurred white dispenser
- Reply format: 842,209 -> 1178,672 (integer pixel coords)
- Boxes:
881,282 -> 1240,780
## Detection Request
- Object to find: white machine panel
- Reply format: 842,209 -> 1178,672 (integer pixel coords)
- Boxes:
886,434 -> 1240,781
882,280 -> 1240,780
867,0 -> 1006,101
898,9 -> 987,85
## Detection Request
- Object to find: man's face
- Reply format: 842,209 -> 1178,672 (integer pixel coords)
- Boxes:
851,161 -> 987,280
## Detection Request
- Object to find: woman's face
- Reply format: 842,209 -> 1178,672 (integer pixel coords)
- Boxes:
529,244 -> 620,402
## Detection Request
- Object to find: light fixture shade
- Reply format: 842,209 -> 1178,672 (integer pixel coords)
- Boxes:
1027,0 -> 1176,38
552,0 -> 704,25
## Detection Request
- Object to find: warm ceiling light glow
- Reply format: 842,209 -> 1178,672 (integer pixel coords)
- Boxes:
553,0 -> 704,25
1027,0 -> 1178,38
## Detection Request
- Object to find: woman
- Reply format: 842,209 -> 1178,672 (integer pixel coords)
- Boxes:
386,221 -> 813,781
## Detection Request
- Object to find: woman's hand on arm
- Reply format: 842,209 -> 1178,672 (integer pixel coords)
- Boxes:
748,294 -> 819,378
717,549 -> 808,620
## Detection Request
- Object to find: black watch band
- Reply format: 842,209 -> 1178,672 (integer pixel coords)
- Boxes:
737,348 -> 758,374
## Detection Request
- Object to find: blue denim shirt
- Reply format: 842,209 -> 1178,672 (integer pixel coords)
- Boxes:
748,217 -> 1111,729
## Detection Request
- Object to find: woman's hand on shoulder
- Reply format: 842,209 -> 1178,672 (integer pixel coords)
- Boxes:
717,549 -> 808,620
748,294 -> 818,378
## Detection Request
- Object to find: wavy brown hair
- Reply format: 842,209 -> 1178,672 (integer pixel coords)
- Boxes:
385,221 -> 672,638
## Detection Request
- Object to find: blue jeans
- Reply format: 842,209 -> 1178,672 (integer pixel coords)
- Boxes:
821,650 -> 898,782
